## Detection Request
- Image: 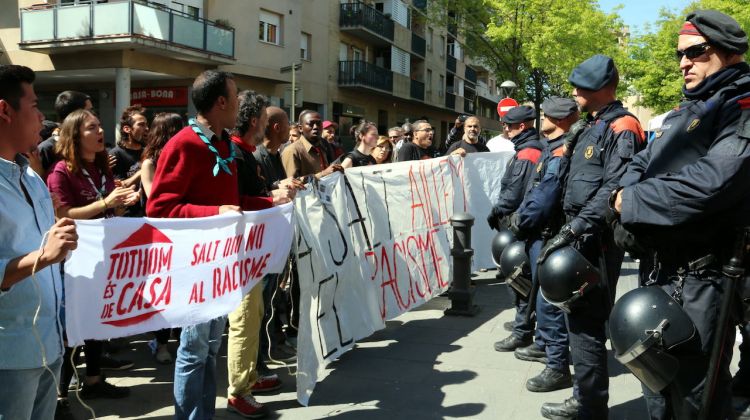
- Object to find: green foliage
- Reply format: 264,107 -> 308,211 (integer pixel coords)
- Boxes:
625,0 -> 750,112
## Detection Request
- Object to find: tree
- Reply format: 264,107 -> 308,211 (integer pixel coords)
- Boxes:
624,0 -> 750,113
428,0 -> 627,112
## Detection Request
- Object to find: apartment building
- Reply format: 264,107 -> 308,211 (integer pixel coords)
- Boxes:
2,0 -> 503,147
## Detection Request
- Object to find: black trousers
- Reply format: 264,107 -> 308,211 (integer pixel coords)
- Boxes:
566,231 -> 623,420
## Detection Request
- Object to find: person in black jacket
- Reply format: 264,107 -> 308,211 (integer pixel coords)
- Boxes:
537,55 -> 645,420
612,10 -> 750,420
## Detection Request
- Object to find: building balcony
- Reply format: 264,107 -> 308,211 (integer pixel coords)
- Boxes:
410,79 -> 424,101
477,80 -> 501,103
411,33 -> 425,57
339,60 -> 393,94
465,66 -> 477,84
413,0 -> 427,10
339,2 -> 394,47
446,55 -> 456,73
19,1 -> 234,63
446,92 -> 456,110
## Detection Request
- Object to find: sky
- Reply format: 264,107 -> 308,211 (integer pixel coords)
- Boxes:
597,0 -> 693,34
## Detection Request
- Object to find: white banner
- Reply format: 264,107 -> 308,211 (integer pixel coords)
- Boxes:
63,204 -> 294,346
295,153 -> 511,405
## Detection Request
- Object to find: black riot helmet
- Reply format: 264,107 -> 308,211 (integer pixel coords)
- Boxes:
538,246 -> 599,313
491,229 -> 516,267
499,240 -> 532,297
609,286 -> 698,393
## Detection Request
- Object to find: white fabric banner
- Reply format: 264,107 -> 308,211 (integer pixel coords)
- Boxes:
63,204 -> 294,346
295,152 -> 512,405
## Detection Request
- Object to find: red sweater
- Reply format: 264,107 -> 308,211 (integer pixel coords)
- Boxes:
146,126 -> 272,218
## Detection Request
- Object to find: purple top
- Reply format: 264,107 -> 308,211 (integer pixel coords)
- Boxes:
47,160 -> 116,219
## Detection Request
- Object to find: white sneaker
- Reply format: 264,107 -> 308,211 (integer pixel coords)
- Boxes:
155,346 -> 172,364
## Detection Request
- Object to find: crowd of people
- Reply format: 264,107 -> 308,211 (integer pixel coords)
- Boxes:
1,7 -> 749,420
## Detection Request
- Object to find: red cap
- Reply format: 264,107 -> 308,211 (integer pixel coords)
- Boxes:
322,120 -> 338,130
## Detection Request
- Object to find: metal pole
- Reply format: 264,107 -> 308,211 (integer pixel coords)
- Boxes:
445,212 -> 480,317
291,64 -> 296,123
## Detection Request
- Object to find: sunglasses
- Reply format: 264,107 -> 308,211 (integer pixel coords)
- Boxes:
675,43 -> 711,61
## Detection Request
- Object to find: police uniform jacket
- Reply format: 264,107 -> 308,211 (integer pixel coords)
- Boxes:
563,101 -> 644,235
619,62 -> 750,256
492,128 -> 544,218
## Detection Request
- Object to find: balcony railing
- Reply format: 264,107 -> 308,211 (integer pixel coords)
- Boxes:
465,66 -> 477,83
413,0 -> 427,10
339,2 -> 394,42
446,92 -> 456,110
339,60 -> 393,93
410,79 -> 424,101
19,0 -> 234,58
446,55 -> 456,73
411,33 -> 425,57
477,80 -> 501,103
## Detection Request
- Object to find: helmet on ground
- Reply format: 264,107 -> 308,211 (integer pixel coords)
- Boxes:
609,286 -> 698,393
538,245 -> 599,313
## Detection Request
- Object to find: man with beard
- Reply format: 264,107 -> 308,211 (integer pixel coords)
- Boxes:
445,116 -> 489,155
109,106 -> 149,216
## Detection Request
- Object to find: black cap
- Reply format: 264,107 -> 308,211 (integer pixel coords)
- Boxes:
568,54 -> 616,91
541,97 -> 578,119
502,106 -> 536,124
686,10 -> 748,55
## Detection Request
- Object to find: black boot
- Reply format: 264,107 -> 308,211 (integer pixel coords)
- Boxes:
541,397 -> 580,420
514,344 -> 547,364
493,334 -> 531,352
526,367 -> 573,392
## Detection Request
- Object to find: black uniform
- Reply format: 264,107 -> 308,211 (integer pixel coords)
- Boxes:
618,62 -> 750,420
445,139 -> 489,155
561,101 -> 644,419
109,145 -> 144,217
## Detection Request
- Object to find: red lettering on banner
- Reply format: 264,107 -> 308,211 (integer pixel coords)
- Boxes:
107,246 -> 173,281
191,240 -> 221,266
245,224 -> 266,251
211,253 -> 271,299
189,281 -> 206,304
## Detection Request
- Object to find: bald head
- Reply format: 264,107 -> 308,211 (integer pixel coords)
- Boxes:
264,106 -> 291,150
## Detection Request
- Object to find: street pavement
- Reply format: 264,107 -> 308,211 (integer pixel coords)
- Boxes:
66,258 -> 739,419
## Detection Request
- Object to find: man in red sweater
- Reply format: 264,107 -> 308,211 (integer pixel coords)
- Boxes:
146,70 -> 259,420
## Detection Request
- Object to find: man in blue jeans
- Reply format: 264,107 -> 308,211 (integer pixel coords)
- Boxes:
0,64 -> 78,419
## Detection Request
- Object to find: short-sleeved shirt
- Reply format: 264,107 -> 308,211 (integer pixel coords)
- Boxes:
47,160 -> 116,218
396,142 -> 432,162
109,145 -> 144,217
339,149 -> 376,167
446,139 -> 490,155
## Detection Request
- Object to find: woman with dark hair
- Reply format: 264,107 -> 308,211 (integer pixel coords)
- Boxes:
340,120 -> 377,168
141,112 -> 184,199
372,135 -> 393,164
47,109 -> 138,402
139,112 -> 184,364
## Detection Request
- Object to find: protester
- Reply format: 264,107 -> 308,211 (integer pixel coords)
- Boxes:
393,121 -> 412,158
139,112 -> 184,365
372,135 -> 393,164
612,10 -> 750,419
387,126 -> 403,148
322,120 -> 344,162
340,120 -> 377,168
486,124 -> 515,153
37,90 -> 93,179
226,90 -> 297,419
395,120 -> 434,162
0,64 -> 78,420
445,116 -> 488,156
146,70 -> 280,419
281,110 -> 342,180
47,109 -> 138,404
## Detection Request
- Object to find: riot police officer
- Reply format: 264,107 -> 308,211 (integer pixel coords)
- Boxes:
488,105 -> 544,352
611,9 -> 750,419
509,97 -> 580,393
538,55 -> 646,419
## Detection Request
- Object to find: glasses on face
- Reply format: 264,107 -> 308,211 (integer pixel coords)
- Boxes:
415,128 -> 434,133
676,43 -> 711,61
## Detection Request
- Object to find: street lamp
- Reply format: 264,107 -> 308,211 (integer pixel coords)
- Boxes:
500,80 -> 517,98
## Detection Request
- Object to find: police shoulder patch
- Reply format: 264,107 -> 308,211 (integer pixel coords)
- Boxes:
610,116 -> 645,143
517,148 -> 542,164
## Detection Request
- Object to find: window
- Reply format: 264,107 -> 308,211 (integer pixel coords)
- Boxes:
439,35 -> 446,57
352,47 -> 363,62
426,28 -> 433,52
339,43 -> 348,61
259,10 -> 282,45
439,75 -> 444,97
300,32 -> 311,60
391,46 -> 410,77
426,69 -> 433,96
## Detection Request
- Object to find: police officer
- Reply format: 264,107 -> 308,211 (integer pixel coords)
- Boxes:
510,97 -> 580,393
488,105 -> 545,352
611,10 -> 750,419
538,55 -> 645,419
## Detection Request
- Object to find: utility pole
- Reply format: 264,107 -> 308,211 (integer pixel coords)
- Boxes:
280,62 -> 303,121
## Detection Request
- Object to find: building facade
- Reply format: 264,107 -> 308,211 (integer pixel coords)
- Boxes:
2,0 -> 503,147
